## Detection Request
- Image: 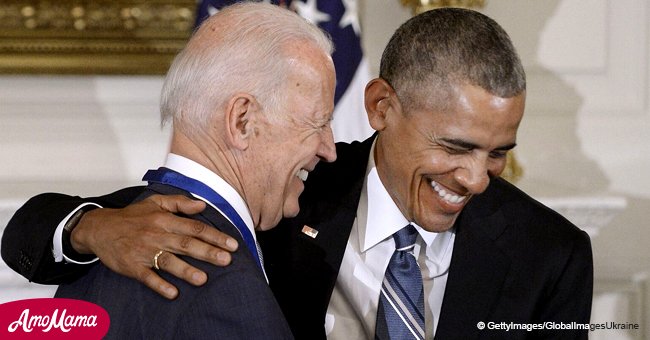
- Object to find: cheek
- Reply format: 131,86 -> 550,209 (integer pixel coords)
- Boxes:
411,150 -> 449,175
400,163 -> 428,205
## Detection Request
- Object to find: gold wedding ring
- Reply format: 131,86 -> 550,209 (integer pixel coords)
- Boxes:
152,250 -> 165,270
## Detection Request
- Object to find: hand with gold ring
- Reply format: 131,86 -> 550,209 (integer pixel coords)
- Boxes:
65,194 -> 239,300
152,250 -> 166,270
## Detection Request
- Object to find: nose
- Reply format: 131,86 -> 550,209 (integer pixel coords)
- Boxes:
454,158 -> 490,195
317,126 -> 337,163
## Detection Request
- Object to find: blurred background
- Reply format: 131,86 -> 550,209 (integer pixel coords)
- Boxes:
1,0 -> 648,338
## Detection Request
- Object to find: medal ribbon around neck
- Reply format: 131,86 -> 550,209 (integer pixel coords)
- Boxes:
143,167 -> 263,271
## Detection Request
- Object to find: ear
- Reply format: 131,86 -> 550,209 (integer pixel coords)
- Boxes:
224,93 -> 257,150
364,78 -> 396,132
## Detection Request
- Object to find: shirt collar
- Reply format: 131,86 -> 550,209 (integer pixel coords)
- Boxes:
360,141 -> 453,258
162,153 -> 255,234
360,142 -> 409,252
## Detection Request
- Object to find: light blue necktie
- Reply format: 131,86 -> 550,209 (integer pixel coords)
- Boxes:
375,225 -> 425,340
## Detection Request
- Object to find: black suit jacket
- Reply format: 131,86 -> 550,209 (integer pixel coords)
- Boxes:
54,183 -> 293,339
2,136 -> 592,339
259,136 -> 593,339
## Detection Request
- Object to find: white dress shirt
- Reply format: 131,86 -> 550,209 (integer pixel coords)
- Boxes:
54,153 -> 267,280
325,142 -> 455,340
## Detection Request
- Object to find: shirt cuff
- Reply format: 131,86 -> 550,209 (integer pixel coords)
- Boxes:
52,202 -> 102,264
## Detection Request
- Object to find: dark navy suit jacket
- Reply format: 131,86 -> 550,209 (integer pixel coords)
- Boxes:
54,183 -> 293,339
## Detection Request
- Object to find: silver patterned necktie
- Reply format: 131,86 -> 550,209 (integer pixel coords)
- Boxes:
375,224 -> 425,340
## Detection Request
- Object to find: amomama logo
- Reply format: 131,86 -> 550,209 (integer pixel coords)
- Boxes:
0,298 -> 109,339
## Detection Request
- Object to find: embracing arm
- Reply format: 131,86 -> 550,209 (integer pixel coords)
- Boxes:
1,187 -> 142,284
1,188 -> 239,299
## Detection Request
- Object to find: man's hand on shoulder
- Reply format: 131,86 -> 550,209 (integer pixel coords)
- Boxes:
70,194 -> 239,299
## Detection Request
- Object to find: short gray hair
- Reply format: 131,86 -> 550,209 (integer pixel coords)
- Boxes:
160,2 -> 333,132
380,7 -> 526,112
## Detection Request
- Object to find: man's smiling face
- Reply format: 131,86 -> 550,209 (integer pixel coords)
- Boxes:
373,83 -> 525,232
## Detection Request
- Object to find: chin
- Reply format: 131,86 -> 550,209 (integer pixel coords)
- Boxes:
283,208 -> 300,219
259,215 -> 284,231
417,216 -> 459,233
282,203 -> 300,219
428,225 -> 455,233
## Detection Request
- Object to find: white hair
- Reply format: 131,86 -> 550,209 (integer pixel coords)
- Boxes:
159,1 -> 333,133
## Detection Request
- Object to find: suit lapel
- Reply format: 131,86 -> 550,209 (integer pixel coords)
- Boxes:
435,207 -> 511,339
301,175 -> 364,278
297,136 -> 375,282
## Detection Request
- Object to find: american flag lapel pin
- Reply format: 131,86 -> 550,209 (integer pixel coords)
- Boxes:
301,225 -> 319,239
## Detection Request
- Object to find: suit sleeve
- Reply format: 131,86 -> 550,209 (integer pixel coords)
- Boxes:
537,229 -> 594,339
1,186 -> 144,284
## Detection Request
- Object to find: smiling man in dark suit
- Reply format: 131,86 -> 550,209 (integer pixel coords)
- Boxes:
1,2 -> 337,339
2,7 -> 592,340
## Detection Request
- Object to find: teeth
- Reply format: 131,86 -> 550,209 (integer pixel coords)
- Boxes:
430,180 -> 466,204
297,169 -> 309,181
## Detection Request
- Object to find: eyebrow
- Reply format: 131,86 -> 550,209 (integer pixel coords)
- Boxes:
439,137 -> 517,151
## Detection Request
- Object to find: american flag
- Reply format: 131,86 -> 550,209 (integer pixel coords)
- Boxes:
195,0 -> 374,143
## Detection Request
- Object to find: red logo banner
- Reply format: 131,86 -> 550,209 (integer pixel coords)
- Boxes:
0,298 -> 110,339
